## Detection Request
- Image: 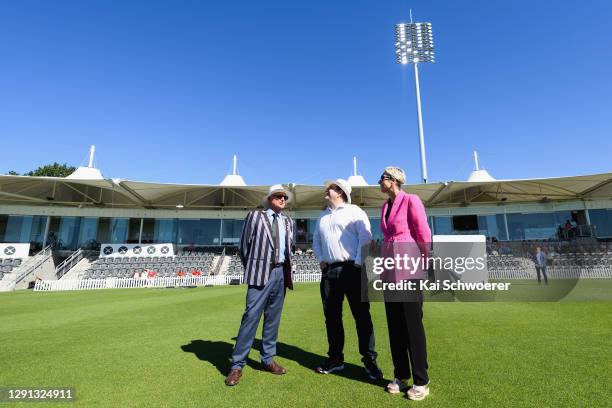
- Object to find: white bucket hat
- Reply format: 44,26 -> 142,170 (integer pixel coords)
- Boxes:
262,184 -> 293,207
324,178 -> 352,204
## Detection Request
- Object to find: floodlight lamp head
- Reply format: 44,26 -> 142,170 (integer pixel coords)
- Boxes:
395,22 -> 435,65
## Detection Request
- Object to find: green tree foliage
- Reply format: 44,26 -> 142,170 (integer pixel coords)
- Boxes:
25,162 -> 76,177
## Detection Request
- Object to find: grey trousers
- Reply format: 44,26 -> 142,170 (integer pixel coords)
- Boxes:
231,266 -> 285,369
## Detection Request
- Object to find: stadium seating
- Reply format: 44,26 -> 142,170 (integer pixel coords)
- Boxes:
546,251 -> 612,278
486,254 -> 534,279
223,250 -> 321,276
82,250 -> 218,279
225,254 -> 244,276
486,242 -> 612,279
73,242 -> 612,281
291,251 -> 320,274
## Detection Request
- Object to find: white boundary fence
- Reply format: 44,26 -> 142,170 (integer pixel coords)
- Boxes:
34,273 -> 323,292
31,268 -> 612,292
488,266 -> 612,280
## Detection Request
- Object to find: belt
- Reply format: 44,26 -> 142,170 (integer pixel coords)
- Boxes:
270,262 -> 284,268
327,260 -> 354,268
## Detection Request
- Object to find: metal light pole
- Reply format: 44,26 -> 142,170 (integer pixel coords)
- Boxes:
395,14 -> 435,184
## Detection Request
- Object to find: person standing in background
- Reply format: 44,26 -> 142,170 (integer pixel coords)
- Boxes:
534,247 -> 548,285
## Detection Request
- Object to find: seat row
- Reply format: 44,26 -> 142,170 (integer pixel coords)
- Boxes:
84,267 -> 211,279
97,255 -> 214,264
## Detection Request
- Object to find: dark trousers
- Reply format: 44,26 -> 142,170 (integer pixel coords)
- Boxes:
231,266 -> 285,369
384,300 -> 429,386
320,262 -> 377,362
535,266 -> 548,284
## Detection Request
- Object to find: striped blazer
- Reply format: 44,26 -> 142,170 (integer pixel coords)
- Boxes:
239,210 -> 294,289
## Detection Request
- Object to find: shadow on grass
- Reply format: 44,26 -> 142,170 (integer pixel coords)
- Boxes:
180,340 -> 251,376
181,338 -> 383,386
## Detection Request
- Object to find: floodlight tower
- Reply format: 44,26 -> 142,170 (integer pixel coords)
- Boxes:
395,11 -> 435,184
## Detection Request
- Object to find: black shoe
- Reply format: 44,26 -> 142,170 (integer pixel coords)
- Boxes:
363,358 -> 383,380
315,358 -> 344,374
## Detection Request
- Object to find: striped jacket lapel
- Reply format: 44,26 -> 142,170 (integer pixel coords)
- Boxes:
283,215 -> 291,257
260,210 -> 274,247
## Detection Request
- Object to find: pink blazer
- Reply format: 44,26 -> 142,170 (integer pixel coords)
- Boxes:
380,191 -> 432,282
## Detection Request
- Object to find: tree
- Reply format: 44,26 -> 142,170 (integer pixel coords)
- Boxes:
7,170 -> 19,175
25,162 -> 76,177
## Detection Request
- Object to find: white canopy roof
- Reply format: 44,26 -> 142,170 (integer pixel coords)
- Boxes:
0,172 -> 610,209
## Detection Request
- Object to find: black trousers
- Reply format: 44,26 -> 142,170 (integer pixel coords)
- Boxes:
384,300 -> 429,385
320,262 -> 377,362
535,266 -> 548,284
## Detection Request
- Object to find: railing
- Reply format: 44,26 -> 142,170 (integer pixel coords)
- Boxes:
293,273 -> 322,283
55,249 -> 88,279
13,245 -> 53,285
212,247 -> 226,276
560,224 -> 596,239
34,273 -> 324,292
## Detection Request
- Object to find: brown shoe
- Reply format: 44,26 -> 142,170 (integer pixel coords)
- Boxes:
263,361 -> 287,375
225,368 -> 242,386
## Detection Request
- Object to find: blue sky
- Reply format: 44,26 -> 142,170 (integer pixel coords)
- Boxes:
1,0 -> 610,185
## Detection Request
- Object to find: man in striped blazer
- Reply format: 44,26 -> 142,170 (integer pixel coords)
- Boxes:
225,184 -> 294,386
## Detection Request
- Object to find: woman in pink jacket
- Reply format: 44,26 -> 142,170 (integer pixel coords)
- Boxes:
378,166 -> 431,401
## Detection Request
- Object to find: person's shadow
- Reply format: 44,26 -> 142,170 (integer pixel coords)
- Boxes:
181,340 -> 246,376
180,338 -> 383,385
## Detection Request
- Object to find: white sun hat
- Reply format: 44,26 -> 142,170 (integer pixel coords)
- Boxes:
262,184 -> 293,207
324,178 -> 352,204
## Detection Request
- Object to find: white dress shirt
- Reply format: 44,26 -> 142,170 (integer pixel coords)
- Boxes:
312,203 -> 372,266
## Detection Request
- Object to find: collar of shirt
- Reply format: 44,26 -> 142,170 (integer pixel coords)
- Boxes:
264,208 -> 286,263
326,203 -> 348,212
264,208 -> 284,224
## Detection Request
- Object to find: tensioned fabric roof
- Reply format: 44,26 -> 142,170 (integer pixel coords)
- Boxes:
0,172 -> 610,210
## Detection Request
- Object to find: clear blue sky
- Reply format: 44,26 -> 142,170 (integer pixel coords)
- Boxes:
1,0 -> 610,185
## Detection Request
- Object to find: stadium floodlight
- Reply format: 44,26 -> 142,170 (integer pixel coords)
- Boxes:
395,14 -> 435,184
395,23 -> 434,64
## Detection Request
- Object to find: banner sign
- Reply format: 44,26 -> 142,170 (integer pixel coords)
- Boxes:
99,243 -> 174,258
0,243 -> 30,259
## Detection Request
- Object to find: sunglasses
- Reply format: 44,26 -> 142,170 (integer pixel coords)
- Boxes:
271,195 -> 288,201
379,175 -> 394,181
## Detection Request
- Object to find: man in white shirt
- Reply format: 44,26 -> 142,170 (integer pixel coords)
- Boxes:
312,178 -> 382,380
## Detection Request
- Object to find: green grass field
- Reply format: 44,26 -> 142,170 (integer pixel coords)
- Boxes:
1,282 -> 611,407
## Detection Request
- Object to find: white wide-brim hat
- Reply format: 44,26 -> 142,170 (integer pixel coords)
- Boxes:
324,178 -> 352,204
262,184 -> 293,207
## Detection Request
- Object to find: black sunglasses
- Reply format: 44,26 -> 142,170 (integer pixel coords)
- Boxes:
379,175 -> 394,181
271,194 -> 288,200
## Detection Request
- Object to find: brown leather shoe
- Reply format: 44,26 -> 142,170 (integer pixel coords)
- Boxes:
263,361 -> 287,375
225,368 -> 242,386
